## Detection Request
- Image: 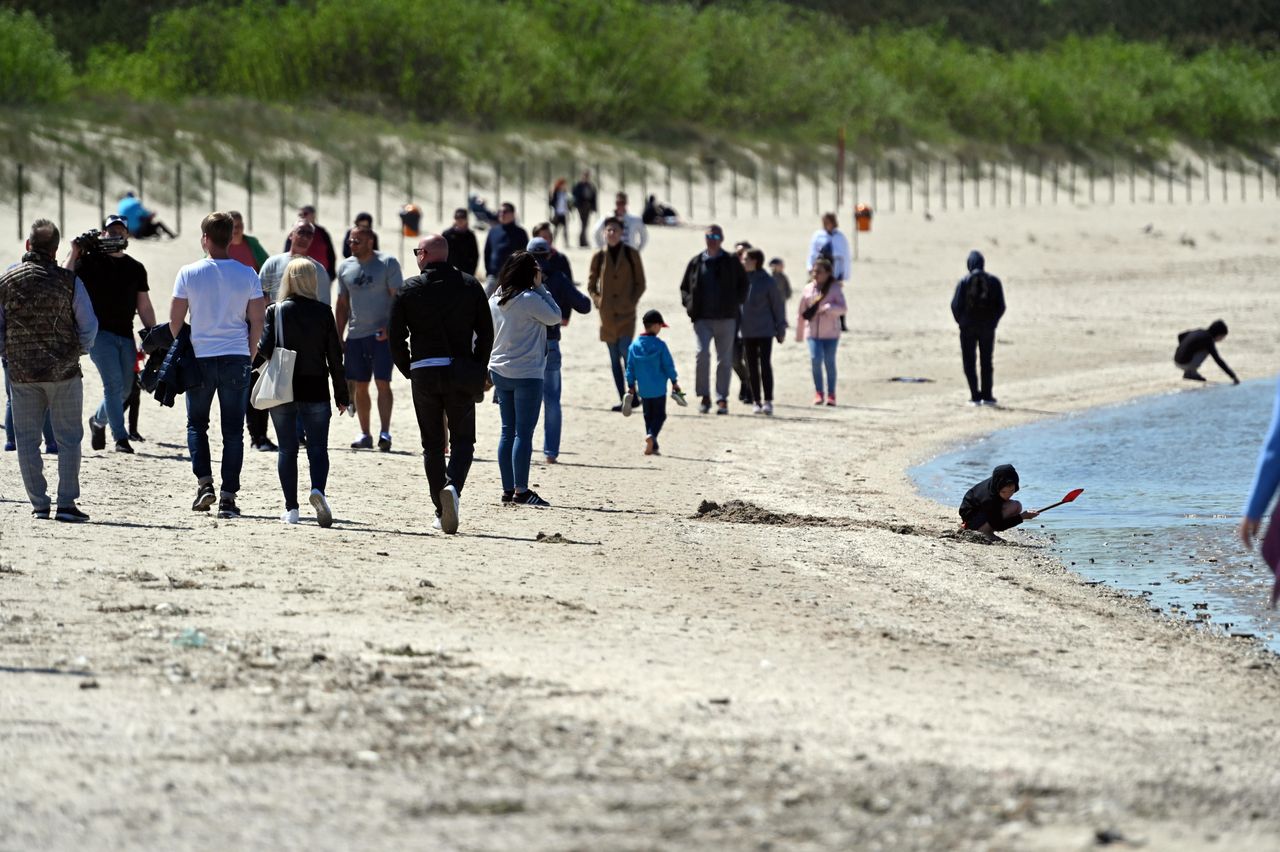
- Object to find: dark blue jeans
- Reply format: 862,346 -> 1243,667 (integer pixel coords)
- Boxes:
269,401 -> 331,510
186,355 -> 250,494
542,340 -> 562,459
642,396 -> 667,450
605,335 -> 631,401
491,370 -> 543,492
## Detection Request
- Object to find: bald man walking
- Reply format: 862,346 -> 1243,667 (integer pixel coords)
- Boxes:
389,235 -> 493,534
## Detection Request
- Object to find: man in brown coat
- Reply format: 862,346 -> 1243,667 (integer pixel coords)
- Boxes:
588,217 -> 646,409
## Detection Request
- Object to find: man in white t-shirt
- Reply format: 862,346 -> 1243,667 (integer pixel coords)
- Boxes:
806,212 -> 852,282
169,211 -> 266,519
593,192 -> 648,252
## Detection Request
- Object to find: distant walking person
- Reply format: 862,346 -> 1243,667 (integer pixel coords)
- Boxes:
739,249 -> 787,415
226,211 -> 269,272
588,217 -> 646,410
390,235 -> 494,533
1175,320 -> 1239,384
256,258 -> 348,527
71,214 -> 155,455
284,205 -> 337,279
483,202 -> 530,297
488,252 -> 563,507
769,257 -> 792,303
594,192 -> 648,252
680,224 -> 748,415
528,236 -> 590,464
806,212 -> 851,282
571,170 -> 597,247
950,249 -> 1006,406
336,225 -> 403,451
169,212 -> 266,518
795,258 -> 846,406
548,179 -> 571,249
341,212 -> 379,259
624,309 -> 684,456
442,208 -> 480,276
0,219 -> 98,521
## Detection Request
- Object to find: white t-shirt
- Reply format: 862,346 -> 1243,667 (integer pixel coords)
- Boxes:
173,258 -> 264,358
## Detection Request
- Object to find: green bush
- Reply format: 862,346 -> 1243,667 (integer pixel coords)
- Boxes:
0,10 -> 74,104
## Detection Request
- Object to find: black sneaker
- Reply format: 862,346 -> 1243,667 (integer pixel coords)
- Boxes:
377,434 -> 392,452
55,505 -> 89,523
1182,370 -> 1207,382
501,490 -> 514,504
610,404 -> 623,413
512,490 -> 550,507
253,438 -> 278,452
217,497 -> 241,519
114,438 -> 135,454
88,417 -> 106,451
351,435 -> 374,449
698,396 -> 712,414
31,508 -> 49,520
192,482 -> 216,512
128,430 -> 145,442
716,400 -> 729,415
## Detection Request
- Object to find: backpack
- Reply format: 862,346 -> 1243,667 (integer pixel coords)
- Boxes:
964,270 -> 999,322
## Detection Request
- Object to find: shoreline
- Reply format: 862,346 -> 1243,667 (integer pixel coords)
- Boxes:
5,192 -> 1280,849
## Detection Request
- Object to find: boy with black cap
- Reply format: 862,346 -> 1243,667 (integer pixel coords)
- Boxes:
1175,319 -> 1239,384
624,309 -> 685,456
959,463 -> 1038,539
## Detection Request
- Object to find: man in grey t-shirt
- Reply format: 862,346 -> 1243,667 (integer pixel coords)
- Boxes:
336,225 -> 402,450
260,220 -> 331,305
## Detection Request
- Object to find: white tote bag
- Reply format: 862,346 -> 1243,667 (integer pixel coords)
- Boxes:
251,302 -> 296,409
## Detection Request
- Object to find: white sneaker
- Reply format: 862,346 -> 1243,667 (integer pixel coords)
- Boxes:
281,508 -> 300,525
438,485 -> 460,534
432,515 -> 442,531
763,401 -> 774,415
309,489 -> 333,528
752,403 -> 763,414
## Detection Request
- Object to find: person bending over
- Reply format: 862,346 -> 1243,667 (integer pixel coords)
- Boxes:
1175,319 -> 1238,384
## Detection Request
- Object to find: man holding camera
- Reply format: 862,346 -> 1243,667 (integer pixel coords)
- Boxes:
71,215 -> 155,454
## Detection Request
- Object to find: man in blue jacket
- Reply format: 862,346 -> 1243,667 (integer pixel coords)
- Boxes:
528,237 -> 590,463
483,202 -> 529,296
950,249 -> 1006,406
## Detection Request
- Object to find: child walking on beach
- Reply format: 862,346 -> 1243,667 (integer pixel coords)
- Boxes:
959,464 -> 1039,539
625,310 -> 685,455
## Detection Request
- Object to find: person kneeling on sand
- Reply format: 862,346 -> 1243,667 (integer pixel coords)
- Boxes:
624,309 -> 685,456
1175,319 -> 1239,384
959,464 -> 1038,540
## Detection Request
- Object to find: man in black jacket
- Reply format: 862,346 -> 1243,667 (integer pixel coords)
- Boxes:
390,234 -> 494,534
482,202 -> 528,297
679,224 -> 748,414
950,249 -> 1006,406
571,170 -> 597,248
442,208 -> 479,276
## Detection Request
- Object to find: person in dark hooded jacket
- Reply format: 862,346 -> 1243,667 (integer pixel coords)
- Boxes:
950,250 -> 1006,406
1174,319 -> 1238,384
959,463 -> 1037,537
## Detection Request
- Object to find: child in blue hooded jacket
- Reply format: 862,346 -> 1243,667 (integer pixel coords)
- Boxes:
624,309 -> 684,455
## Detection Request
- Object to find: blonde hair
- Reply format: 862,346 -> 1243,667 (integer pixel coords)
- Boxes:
279,257 -> 318,302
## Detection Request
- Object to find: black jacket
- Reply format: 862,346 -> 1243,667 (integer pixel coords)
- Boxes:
257,296 -> 348,406
951,250 -> 1006,330
959,464 -> 1022,531
1175,322 -> 1237,381
680,250 -> 748,321
389,262 -> 494,379
442,225 -> 480,276
151,325 -> 201,407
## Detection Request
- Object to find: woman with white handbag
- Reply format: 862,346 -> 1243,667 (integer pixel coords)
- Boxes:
254,258 -> 349,526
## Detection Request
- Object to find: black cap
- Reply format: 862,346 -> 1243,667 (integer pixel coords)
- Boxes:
642,309 -> 667,328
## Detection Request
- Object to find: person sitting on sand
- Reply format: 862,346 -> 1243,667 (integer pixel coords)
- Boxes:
117,192 -> 176,240
959,464 -> 1038,539
1175,320 -> 1239,384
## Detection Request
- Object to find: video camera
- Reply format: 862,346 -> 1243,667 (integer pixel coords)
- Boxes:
73,229 -> 128,255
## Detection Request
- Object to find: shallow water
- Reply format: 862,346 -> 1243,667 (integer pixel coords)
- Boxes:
911,379 -> 1280,652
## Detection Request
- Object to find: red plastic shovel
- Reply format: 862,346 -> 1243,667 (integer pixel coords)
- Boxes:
1036,488 -> 1084,513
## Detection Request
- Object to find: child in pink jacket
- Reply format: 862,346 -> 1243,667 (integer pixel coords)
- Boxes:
795,258 -> 846,406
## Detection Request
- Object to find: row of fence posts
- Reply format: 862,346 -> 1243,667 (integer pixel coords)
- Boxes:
12,157 -> 1280,240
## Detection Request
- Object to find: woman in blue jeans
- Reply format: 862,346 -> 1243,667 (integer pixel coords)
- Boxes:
794,258 -> 847,406
488,251 -> 563,506
255,259 -> 349,526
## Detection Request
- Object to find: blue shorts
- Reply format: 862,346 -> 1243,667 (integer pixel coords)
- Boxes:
345,334 -> 393,382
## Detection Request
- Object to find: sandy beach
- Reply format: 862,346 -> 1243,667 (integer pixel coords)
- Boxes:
3,185 -> 1280,851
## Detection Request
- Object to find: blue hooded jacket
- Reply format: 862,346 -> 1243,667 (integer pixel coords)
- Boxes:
624,334 -> 678,399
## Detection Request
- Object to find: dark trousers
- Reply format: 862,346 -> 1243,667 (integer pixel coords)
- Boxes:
743,337 -> 775,403
733,337 -> 750,401
186,355 -> 250,494
577,209 -> 593,247
125,375 -> 141,435
411,367 -> 477,513
246,400 -> 271,443
641,396 -> 667,449
959,326 -> 996,402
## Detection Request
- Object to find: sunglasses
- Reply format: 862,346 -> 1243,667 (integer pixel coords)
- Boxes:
412,248 -> 426,256
705,233 -> 723,241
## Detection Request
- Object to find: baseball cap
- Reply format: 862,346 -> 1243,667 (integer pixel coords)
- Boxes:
526,237 -> 551,255
103,215 -> 128,230
642,309 -> 668,328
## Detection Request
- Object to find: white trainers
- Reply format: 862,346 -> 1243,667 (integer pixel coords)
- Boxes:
309,489 -> 333,528
432,515 -> 442,530
763,401 -> 774,415
438,484 -> 460,534
281,508 -> 300,525
752,403 -> 763,414
621,392 -> 635,417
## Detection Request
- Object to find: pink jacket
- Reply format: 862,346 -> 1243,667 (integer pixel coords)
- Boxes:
795,281 -> 846,340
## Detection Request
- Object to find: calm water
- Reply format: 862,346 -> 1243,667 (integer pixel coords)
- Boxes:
911,378 -> 1280,652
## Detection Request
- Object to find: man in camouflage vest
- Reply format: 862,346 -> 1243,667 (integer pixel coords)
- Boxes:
0,219 -> 99,521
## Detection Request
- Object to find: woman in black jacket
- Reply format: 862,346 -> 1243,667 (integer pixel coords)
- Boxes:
257,258 -> 349,527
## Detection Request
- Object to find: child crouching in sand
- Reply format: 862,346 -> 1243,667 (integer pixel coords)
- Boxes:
624,309 -> 685,455
959,464 -> 1039,539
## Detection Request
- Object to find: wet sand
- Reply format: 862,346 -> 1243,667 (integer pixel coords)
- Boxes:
3,190 -> 1280,850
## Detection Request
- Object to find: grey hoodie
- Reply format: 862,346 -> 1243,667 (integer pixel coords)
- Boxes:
488,285 -> 563,380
